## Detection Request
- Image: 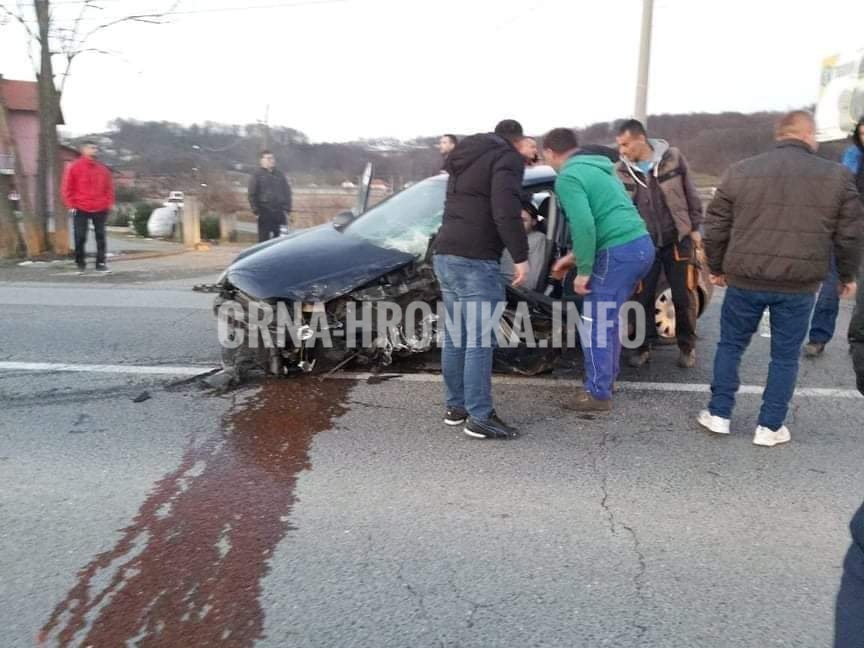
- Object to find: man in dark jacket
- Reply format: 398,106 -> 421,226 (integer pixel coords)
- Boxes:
433,119 -> 529,440
615,119 -> 704,369
248,150 -> 292,242
699,111 -> 863,448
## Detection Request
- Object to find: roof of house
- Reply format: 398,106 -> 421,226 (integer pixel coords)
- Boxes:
0,78 -> 65,124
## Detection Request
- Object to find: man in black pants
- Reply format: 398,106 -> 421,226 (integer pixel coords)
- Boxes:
615,119 -> 704,369
61,141 -> 115,273
248,150 -> 292,242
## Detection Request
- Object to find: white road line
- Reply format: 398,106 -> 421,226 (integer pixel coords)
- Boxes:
326,372 -> 863,399
0,361 -> 215,376
0,363 -> 859,399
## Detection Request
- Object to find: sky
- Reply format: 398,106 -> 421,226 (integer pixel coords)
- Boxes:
0,0 -> 862,142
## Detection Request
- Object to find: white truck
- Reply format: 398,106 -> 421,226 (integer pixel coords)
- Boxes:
815,48 -> 864,142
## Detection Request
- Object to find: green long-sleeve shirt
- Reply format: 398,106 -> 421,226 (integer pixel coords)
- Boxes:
555,154 -> 648,276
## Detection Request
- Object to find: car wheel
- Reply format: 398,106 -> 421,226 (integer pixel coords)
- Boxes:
654,287 -> 700,342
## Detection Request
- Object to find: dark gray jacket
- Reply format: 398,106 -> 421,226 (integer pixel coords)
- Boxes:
705,140 -> 864,293
248,167 -> 292,215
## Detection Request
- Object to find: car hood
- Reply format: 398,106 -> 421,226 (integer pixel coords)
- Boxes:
226,225 -> 416,302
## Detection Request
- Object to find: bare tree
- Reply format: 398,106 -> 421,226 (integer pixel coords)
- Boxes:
0,0 -> 178,257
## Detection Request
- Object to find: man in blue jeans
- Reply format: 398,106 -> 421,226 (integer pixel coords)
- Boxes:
700,111 -> 862,447
433,120 -> 529,440
542,128 -> 654,411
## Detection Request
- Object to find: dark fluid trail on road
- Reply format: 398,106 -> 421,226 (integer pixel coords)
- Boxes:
39,379 -> 349,647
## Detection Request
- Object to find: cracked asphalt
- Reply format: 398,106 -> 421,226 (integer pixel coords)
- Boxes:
1,265 -> 862,647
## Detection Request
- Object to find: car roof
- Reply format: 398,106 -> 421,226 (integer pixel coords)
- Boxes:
430,164 -> 556,189
523,164 -> 556,187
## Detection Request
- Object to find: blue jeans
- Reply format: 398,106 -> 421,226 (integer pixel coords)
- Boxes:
433,255 -> 505,421
709,286 -> 816,430
582,235 -> 655,400
808,256 -> 840,344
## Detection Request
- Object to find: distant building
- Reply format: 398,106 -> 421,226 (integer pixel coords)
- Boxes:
0,76 -> 77,215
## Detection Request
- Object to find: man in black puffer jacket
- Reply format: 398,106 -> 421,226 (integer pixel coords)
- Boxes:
433,119 -> 529,441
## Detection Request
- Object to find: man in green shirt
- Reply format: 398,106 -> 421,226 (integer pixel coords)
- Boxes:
543,128 -> 654,411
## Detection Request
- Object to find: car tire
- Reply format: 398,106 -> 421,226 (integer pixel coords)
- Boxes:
654,286 -> 701,343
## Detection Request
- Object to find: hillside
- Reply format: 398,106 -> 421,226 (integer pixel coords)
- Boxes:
72,111 -> 848,194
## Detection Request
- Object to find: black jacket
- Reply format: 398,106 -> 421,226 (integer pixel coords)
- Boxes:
434,134 -> 528,264
705,140 -> 864,293
248,167 -> 292,215
835,502 -> 864,647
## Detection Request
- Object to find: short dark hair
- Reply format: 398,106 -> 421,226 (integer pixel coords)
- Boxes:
494,119 -> 524,142
617,119 -> 647,138
81,140 -> 98,148
541,128 -> 579,154
441,134 -> 458,146
260,150 -> 274,158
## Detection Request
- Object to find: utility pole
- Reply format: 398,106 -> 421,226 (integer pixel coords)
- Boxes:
634,0 -> 655,126
261,104 -> 271,151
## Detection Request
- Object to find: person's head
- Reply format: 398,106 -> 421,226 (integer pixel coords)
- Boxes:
517,137 -> 539,165
853,117 -> 864,152
438,134 -> 458,156
494,119 -> 524,144
80,141 -> 98,159
259,150 -> 276,169
520,203 -> 540,233
774,110 -> 818,151
541,128 -> 579,171
615,119 -> 652,162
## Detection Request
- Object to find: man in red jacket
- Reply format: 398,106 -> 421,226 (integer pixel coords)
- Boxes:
62,141 -> 115,273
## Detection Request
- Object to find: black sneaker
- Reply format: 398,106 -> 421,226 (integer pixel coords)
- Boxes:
444,406 -> 468,426
94,264 -> 111,273
463,411 -> 519,440
76,264 -> 86,274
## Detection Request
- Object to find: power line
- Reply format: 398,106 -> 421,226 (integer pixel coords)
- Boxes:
14,0 -> 347,12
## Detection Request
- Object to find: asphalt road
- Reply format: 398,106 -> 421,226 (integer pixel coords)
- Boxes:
1,265 -> 862,648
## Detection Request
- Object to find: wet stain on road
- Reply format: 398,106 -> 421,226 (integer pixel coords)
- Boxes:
39,378 -> 350,647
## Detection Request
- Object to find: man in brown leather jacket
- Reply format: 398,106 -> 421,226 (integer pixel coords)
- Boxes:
616,119 -> 704,370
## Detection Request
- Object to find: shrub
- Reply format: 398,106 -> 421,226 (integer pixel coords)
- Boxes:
200,216 -> 220,240
132,202 -> 160,237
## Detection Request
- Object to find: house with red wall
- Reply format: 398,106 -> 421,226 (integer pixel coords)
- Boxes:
0,76 -> 78,218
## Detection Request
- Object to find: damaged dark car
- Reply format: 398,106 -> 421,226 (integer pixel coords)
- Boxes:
214,165 -> 712,377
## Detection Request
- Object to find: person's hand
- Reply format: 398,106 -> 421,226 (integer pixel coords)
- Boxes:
709,273 -> 727,287
550,253 -> 575,280
512,262 -> 530,287
690,230 -> 703,248
839,281 -> 858,299
572,275 -> 591,295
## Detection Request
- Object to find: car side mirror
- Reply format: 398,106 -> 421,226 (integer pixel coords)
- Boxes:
332,210 -> 355,231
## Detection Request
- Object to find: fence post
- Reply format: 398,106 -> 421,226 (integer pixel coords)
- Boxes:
181,195 -> 201,249
219,212 -> 236,243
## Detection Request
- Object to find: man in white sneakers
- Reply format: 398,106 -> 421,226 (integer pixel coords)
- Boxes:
698,111 -> 862,447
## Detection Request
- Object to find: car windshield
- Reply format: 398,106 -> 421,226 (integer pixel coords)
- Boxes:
343,176 -> 447,256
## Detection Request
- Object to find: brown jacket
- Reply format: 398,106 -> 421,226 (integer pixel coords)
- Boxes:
704,140 -> 864,293
616,141 -> 703,246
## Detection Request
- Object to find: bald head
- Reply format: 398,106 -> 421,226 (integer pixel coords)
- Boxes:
775,111 -> 817,150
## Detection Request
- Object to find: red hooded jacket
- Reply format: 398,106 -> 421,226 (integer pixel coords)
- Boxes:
61,157 -> 114,213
